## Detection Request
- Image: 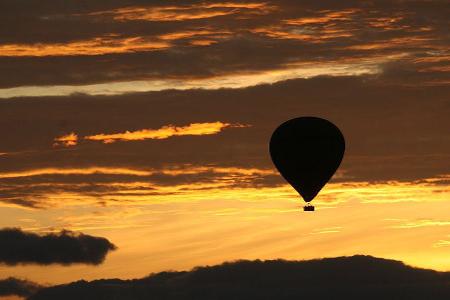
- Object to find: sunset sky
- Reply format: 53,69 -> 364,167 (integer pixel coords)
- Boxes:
0,0 -> 449,294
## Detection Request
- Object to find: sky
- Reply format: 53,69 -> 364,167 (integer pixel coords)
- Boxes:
0,0 -> 449,293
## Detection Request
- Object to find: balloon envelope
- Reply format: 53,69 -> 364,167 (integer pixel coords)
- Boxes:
269,117 -> 345,202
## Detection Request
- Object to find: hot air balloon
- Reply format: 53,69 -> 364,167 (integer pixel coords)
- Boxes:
270,117 -> 345,211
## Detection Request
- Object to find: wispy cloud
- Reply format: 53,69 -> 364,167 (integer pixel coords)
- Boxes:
0,165 -> 279,208
0,62 -> 380,98
284,9 -> 360,26
89,2 -> 275,22
53,133 -> 78,147
0,166 -> 275,180
433,238 -> 450,248
310,227 -> 343,234
0,36 -> 169,57
0,167 -> 152,179
389,219 -> 450,229
0,0 -> 446,90
84,122 -> 248,144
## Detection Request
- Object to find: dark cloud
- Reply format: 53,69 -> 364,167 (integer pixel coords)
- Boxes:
0,228 -> 116,265
0,277 -> 42,298
29,255 -> 450,300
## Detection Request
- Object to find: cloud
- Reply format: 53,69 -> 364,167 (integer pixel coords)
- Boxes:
84,122 -> 249,144
89,2 -> 275,22
28,255 -> 450,300
283,9 -> 359,26
53,133 -> 78,147
0,166 -> 279,208
0,62 -> 380,98
309,226 -> 343,234
433,238 -> 450,248
0,228 -> 116,266
0,167 -> 152,179
0,278 -> 42,298
0,0 -> 447,89
52,122 -> 246,147
389,219 -> 450,229
0,75 -> 447,179
0,37 -> 170,57
0,74 -> 448,209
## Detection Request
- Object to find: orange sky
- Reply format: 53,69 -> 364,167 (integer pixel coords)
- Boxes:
0,178 -> 449,284
0,0 -> 449,292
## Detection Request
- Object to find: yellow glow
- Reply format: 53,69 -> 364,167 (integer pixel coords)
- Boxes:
84,122 -> 248,143
0,163 -> 448,212
1,175 -> 449,284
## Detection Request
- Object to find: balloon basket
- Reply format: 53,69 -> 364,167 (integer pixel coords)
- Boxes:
303,205 -> 315,212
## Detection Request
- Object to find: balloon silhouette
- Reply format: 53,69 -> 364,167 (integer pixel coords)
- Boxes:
270,117 -> 345,211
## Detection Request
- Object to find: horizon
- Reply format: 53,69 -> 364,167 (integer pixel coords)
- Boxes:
5,255 -> 450,300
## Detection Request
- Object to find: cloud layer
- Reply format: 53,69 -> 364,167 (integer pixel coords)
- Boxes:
0,74 -> 448,209
0,0 -> 448,90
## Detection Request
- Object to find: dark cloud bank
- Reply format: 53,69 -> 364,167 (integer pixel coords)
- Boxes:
26,255 -> 450,300
0,228 -> 116,266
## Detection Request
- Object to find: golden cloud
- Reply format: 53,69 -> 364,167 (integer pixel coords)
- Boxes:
283,9 -> 360,26
0,166 -> 274,180
251,26 -> 353,42
190,39 -> 218,46
158,29 -> 232,41
84,122 -> 249,144
0,36 -> 170,57
0,167 -> 153,179
53,133 -> 78,147
1,165 -> 448,213
91,2 -> 275,22
345,36 -> 432,50
367,16 -> 406,30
